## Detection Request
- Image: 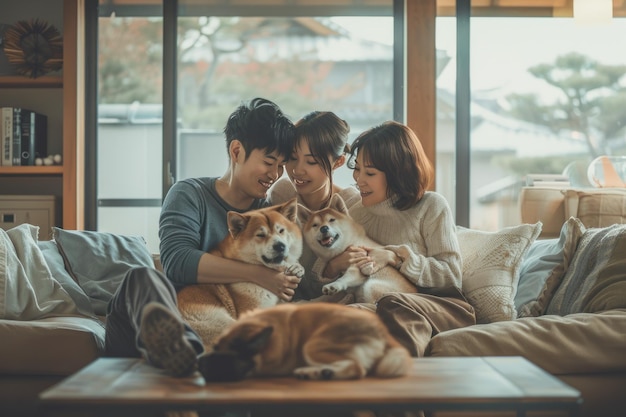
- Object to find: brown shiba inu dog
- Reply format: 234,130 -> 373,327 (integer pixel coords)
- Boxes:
298,194 -> 417,303
176,198 -> 304,350
199,302 -> 412,381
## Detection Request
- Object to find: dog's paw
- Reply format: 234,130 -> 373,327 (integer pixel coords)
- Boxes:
294,366 -> 335,380
360,262 -> 375,276
286,263 -> 305,278
322,283 -> 344,295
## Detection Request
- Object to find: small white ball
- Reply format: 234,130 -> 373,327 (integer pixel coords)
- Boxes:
35,158 -> 43,166
53,154 -> 62,164
43,157 -> 54,166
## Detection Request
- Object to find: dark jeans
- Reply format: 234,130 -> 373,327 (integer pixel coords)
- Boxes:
104,266 -> 204,358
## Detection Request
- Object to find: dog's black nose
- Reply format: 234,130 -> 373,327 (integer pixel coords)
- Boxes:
320,225 -> 329,234
273,242 -> 286,253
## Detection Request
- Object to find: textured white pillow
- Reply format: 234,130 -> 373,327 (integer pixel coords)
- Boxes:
456,222 -> 542,324
1,224 -> 78,320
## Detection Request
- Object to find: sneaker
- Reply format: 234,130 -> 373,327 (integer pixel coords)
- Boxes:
139,302 -> 198,377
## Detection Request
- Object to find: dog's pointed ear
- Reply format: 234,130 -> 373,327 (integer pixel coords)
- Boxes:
297,203 -> 311,225
227,211 -> 249,238
277,198 -> 298,223
329,194 -> 348,214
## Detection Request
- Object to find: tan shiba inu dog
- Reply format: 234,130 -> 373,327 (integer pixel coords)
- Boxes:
298,194 -> 417,303
176,198 -> 304,350
200,302 -> 412,381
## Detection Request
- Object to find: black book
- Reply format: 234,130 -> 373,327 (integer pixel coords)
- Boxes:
20,109 -> 48,166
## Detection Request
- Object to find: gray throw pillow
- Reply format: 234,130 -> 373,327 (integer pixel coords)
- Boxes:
52,228 -> 154,316
546,223 -> 626,316
37,240 -> 96,319
515,217 -> 585,317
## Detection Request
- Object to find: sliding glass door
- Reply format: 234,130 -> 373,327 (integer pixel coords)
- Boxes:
94,0 -> 395,253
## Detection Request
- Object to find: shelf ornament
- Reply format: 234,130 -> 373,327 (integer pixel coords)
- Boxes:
3,18 -> 63,78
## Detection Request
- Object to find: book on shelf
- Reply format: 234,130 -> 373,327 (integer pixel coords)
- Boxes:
12,108 -> 22,166
0,107 -> 48,166
20,109 -> 48,166
1,107 -> 13,166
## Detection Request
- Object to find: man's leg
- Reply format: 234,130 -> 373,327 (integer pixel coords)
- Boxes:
375,289 -> 475,357
105,266 -> 204,376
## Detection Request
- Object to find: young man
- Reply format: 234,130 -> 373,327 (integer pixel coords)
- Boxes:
104,98 -> 300,377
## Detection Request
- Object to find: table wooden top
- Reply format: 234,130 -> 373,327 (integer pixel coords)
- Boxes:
39,356 -> 581,414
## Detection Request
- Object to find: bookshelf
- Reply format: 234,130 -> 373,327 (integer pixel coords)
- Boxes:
0,76 -> 63,88
0,0 -> 83,230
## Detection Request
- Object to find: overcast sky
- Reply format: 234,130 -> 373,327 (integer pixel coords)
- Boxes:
332,16 -> 626,96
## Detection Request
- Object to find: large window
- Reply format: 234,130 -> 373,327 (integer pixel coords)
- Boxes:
91,1 -> 626,251
94,1 -> 395,252
435,12 -> 626,231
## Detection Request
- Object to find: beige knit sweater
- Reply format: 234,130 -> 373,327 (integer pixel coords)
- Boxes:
348,192 -> 463,290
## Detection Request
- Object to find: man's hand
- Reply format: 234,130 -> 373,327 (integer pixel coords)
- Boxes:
253,267 -> 302,302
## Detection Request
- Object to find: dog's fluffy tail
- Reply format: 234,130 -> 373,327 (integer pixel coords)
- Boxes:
372,346 -> 411,378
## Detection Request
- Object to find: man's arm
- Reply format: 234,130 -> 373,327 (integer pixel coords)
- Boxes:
197,252 -> 301,302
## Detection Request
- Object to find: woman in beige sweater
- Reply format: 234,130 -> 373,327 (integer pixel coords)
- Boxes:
323,120 -> 476,356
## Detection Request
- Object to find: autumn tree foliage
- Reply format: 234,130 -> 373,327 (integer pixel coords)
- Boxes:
98,16 -> 364,129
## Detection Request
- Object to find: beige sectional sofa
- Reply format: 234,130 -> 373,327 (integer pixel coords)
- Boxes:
1,187 -> 625,417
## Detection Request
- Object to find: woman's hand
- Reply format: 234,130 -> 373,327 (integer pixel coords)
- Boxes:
323,245 -> 370,278
358,246 -> 397,275
252,267 -> 302,302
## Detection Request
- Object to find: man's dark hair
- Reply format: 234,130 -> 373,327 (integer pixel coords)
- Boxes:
223,98 -> 295,160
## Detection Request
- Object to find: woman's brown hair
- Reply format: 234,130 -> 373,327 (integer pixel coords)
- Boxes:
348,121 -> 433,210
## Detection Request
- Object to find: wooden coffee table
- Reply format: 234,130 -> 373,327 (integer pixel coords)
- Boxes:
39,356 -> 581,416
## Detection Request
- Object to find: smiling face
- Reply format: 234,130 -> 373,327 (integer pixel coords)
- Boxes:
234,147 -> 287,200
352,151 -> 388,207
285,138 -> 333,207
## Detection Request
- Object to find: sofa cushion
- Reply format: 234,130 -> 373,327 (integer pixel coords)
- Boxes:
426,309 -> 626,375
0,316 -> 105,376
53,228 -> 154,316
563,188 -> 626,229
546,223 -> 626,315
516,217 -> 585,318
519,186 -> 567,239
456,222 -> 541,324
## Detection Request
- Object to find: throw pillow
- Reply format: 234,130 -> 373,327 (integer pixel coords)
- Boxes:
53,228 -> 154,316
0,224 -> 78,320
546,223 -> 626,316
456,222 -> 542,324
38,240 -> 96,319
515,217 -> 585,318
